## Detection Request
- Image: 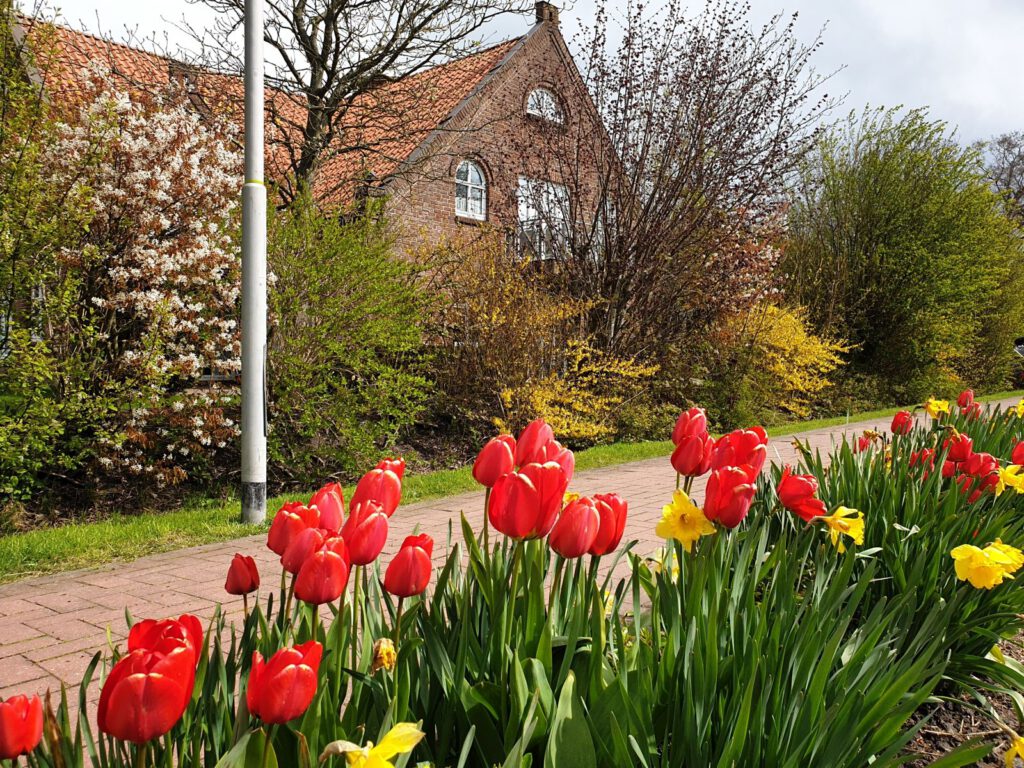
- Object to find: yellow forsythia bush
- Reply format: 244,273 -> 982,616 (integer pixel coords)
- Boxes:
734,304 -> 849,418
497,340 -> 658,445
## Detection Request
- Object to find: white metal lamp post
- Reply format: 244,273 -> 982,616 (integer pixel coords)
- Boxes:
240,0 -> 268,524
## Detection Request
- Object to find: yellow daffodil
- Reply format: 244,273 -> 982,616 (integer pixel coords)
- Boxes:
319,723 -> 425,768
655,490 -> 715,552
821,506 -> 864,553
1014,398 -> 1024,418
997,465 -> 1024,496
1005,733 -> 1024,767
950,542 -> 1023,589
924,396 -> 950,419
371,638 -> 396,674
988,539 -> 1024,573
563,491 -> 581,507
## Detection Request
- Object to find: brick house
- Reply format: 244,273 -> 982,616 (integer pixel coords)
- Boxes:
16,1 -> 610,256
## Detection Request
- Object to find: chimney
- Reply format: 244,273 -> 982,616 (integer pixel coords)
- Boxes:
535,1 -> 559,25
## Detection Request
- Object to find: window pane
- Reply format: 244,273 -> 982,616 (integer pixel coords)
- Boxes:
456,162 -> 469,182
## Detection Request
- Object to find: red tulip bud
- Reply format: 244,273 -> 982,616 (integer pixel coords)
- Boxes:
225,554 -> 260,596
294,537 -> 350,605
670,433 -> 713,477
128,615 -> 203,664
515,419 -> 555,466
247,642 -> 322,725
542,440 -> 575,485
267,502 -> 320,556
704,465 -> 758,529
350,468 -> 402,517
943,432 -> 974,463
0,695 -> 43,760
472,435 -> 516,488
98,644 -> 196,743
548,497 -> 600,558
384,534 -> 433,597
777,466 -> 826,522
589,493 -> 628,556
710,428 -> 768,474
281,527 -> 326,575
671,407 -> 708,445
957,389 -> 975,409
377,457 -> 406,481
890,410 -> 913,435
341,500 -> 389,565
1013,441 -> 1024,466
309,482 -> 345,533
488,462 -> 569,540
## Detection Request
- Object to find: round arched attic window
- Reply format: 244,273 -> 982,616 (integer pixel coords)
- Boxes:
527,87 -> 564,124
455,159 -> 487,220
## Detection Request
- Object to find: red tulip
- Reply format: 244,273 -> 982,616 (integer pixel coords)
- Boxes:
515,419 -> 555,466
384,534 -> 433,597
225,554 -> 260,596
704,465 -> 758,529
281,527 -> 326,575
128,614 -> 203,663
310,482 -> 345,533
963,451 -> 998,478
0,695 -> 43,759
672,407 -> 708,445
542,440 -> 576,485
941,460 -> 958,479
473,435 -> 516,488
340,500 -> 389,565
247,641 -> 322,725
909,448 -> 936,470
488,462 -> 569,540
710,428 -> 768,474
377,457 -> 406,481
589,493 -> 628,556
350,468 -> 402,517
957,389 -> 975,408
98,644 -> 195,742
963,401 -> 983,421
295,537 -> 350,605
891,410 -> 913,435
267,502 -> 320,556
777,466 -> 827,522
670,433 -> 713,477
1013,441 -> 1024,466
549,497 -> 600,558
943,432 -> 974,463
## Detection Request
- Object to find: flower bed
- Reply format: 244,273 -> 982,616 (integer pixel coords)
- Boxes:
3,393 -> 1024,767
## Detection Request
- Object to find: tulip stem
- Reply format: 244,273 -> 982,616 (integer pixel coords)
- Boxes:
675,472 -> 680,490
505,541 -> 524,655
134,742 -> 148,768
283,575 -> 296,643
547,556 -> 565,625
242,593 -> 249,621
482,487 -> 491,558
393,597 -> 405,645
351,565 -> 363,672
261,727 -> 276,768
333,588 -> 347,704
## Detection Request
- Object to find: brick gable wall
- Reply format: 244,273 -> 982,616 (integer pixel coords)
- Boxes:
382,15 -> 608,255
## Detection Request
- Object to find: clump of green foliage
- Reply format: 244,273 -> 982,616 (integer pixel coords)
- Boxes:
266,197 -> 431,482
784,107 -> 1024,405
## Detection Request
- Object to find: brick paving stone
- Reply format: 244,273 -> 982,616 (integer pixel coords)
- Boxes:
0,398 -> 1018,709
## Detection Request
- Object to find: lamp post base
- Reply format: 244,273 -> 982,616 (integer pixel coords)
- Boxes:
241,481 -> 267,524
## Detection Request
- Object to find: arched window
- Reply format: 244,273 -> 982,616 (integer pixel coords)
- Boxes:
527,88 -> 564,123
455,159 -> 487,220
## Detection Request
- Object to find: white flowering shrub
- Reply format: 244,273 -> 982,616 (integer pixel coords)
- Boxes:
0,69 -> 242,509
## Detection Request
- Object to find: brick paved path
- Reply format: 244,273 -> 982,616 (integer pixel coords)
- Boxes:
1,398 -> 1018,707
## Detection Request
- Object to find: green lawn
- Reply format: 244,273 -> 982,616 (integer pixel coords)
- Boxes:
1,389 -> 1020,585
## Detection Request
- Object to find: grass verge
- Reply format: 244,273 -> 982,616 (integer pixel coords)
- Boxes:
2,390 -> 1020,585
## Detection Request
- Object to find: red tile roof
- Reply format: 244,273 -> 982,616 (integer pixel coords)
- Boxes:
21,19 -> 518,206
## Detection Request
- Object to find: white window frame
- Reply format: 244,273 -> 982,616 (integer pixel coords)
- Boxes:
526,88 -> 564,124
455,159 -> 487,221
517,177 -> 570,261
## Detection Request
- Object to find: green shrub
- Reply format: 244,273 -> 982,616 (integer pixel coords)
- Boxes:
784,107 -> 1024,402
266,198 -> 431,481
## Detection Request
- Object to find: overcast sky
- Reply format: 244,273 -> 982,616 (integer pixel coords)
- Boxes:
44,0 -> 1024,142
